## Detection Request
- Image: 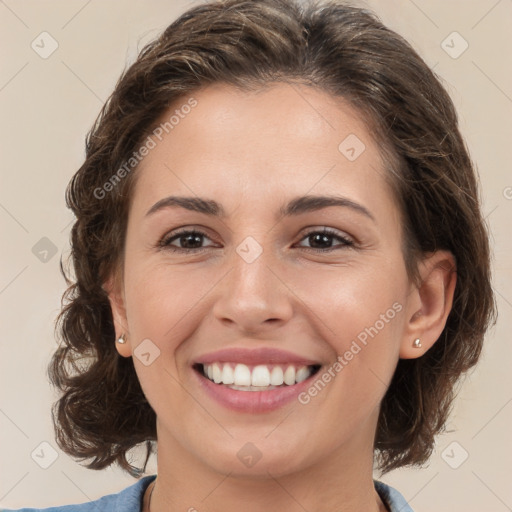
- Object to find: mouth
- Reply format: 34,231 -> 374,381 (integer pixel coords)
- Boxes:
191,347 -> 325,412
193,362 -> 322,391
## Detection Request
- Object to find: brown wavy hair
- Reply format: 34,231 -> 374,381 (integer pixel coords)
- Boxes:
48,0 -> 497,477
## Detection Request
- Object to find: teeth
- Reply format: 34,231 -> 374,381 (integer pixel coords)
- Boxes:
229,385 -> 280,391
295,366 -> 310,383
283,365 -> 296,385
221,364 -> 234,384
270,366 -> 284,385
234,364 -> 251,386
251,365 -> 270,386
201,362 -> 316,388
212,363 -> 222,384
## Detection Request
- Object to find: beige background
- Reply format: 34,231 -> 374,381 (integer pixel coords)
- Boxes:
1,0 -> 511,510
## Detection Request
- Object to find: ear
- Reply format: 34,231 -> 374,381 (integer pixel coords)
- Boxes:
400,250 -> 456,359
103,271 -> 132,358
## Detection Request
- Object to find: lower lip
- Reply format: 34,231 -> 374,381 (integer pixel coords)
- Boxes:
193,367 -> 319,413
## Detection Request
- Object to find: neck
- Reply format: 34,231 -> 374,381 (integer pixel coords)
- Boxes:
149,412 -> 386,512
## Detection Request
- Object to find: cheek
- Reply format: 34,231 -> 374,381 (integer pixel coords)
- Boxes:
327,271 -> 404,357
282,255 -> 406,344
124,258 -> 208,337
125,247 -> 406,352
122,261 -> 205,415
121,246 -> 407,463
286,259 -> 406,407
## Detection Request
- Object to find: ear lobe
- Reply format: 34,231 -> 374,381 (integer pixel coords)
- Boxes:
399,250 -> 456,359
103,274 -> 132,358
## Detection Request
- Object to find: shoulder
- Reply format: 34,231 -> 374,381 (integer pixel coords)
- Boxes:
374,480 -> 415,512
2,475 -> 157,512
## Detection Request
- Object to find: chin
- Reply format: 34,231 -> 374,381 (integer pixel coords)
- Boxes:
191,434 -> 315,479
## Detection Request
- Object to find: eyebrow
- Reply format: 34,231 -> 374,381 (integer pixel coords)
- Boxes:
145,194 -> 375,222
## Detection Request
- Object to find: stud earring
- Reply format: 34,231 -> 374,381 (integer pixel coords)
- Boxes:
412,338 -> 422,348
117,334 -> 127,344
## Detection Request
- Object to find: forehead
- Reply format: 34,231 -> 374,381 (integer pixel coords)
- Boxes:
131,82 -> 396,222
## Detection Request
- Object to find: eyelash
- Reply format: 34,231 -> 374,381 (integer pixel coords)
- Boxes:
158,227 -> 355,254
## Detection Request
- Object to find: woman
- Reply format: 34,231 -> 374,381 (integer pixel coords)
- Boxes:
5,0 -> 496,511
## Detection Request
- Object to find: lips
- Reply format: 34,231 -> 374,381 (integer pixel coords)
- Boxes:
192,347 -> 323,411
194,347 -> 322,366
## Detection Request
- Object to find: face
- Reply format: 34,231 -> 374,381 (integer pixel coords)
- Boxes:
109,82 -> 419,478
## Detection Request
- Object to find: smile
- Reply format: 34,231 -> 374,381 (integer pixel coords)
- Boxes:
191,347 -> 324,412
196,362 -> 321,390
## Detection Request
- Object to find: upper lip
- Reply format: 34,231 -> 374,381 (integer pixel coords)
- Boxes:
194,347 -> 322,366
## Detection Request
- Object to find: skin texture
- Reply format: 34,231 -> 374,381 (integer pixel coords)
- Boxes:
106,82 -> 456,512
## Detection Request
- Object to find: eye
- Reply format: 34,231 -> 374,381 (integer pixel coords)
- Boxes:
158,228 -> 215,253
158,226 -> 354,254
295,227 -> 354,252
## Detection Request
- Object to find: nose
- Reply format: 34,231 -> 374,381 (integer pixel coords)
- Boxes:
212,245 -> 294,335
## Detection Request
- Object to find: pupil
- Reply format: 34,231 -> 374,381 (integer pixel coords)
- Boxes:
182,233 -> 202,248
310,233 -> 331,248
